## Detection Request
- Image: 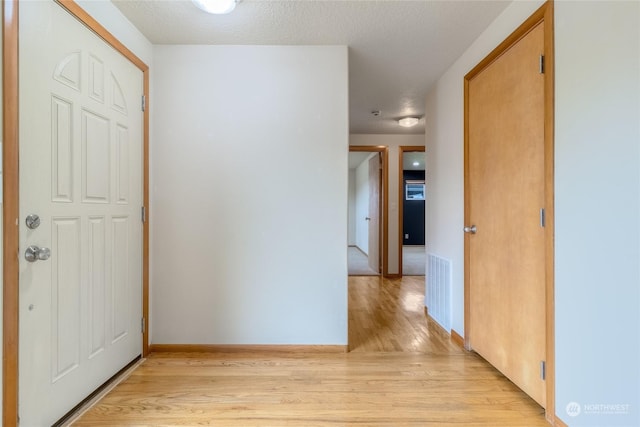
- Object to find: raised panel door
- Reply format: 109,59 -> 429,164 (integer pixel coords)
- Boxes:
19,2 -> 143,424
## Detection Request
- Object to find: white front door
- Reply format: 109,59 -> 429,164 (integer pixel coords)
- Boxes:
19,2 -> 144,424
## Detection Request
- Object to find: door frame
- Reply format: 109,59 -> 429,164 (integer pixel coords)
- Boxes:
463,1 -> 554,422
397,146 -> 425,277
349,146 -> 389,276
2,1 -> 150,424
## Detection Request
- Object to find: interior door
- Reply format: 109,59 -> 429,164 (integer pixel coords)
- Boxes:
367,154 -> 381,273
19,1 -> 144,424
466,23 -> 546,406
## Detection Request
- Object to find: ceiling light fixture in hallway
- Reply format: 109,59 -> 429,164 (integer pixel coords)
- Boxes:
192,0 -> 237,14
398,117 -> 420,128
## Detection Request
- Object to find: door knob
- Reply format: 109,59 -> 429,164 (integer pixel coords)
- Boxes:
463,225 -> 477,234
365,217 -> 371,221
25,245 -> 51,262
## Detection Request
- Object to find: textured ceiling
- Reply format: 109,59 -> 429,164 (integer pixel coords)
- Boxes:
113,0 -> 511,134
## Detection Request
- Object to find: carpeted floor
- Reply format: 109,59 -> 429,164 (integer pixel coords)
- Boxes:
348,246 -> 379,275
348,246 -> 426,276
403,245 -> 426,276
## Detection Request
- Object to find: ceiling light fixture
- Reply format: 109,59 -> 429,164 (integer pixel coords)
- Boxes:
398,117 -> 420,128
192,0 -> 237,14
413,161 -> 420,167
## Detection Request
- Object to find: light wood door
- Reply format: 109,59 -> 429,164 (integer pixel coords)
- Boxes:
467,23 -> 546,406
367,154 -> 381,273
19,1 -> 143,424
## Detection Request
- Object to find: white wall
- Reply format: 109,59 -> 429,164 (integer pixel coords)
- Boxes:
350,134 -> 424,274
554,2 -> 639,425
347,169 -> 356,246
426,0 -> 639,424
424,0 -> 544,336
152,45 -> 348,344
354,157 -> 370,253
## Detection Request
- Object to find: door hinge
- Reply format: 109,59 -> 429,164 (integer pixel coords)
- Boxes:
141,317 -> 146,334
540,360 -> 546,380
539,54 -> 545,74
141,206 -> 146,223
141,95 -> 146,112
540,208 -> 546,227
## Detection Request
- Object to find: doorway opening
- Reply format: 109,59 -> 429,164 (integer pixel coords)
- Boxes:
348,146 -> 388,276
398,146 -> 426,277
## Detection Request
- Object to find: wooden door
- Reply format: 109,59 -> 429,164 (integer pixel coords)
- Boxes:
466,23 -> 546,406
19,1 -> 144,424
368,154 -> 381,273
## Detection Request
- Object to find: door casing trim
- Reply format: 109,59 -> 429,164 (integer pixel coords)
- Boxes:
2,1 -> 150,424
2,1 -> 20,424
463,1 -> 554,422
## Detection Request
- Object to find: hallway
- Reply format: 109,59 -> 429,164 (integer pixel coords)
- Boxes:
71,276 -> 547,426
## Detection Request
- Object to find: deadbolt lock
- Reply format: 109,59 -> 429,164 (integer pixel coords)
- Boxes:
26,214 -> 41,230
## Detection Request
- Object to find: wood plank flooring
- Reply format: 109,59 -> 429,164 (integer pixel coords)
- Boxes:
349,276 -> 458,353
72,276 -> 547,426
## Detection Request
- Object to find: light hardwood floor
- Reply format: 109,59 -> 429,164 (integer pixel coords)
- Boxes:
73,276 -> 547,426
